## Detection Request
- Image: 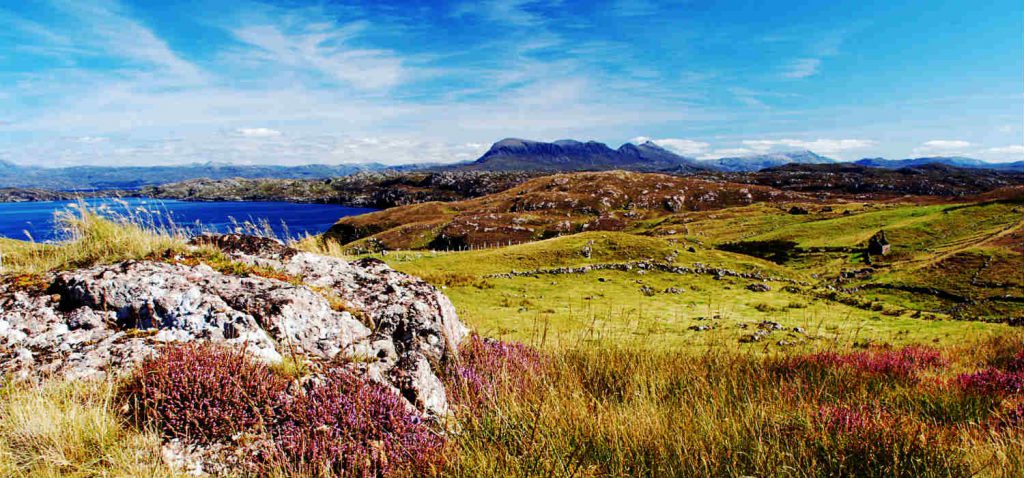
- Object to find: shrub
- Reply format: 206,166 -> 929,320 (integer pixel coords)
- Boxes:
958,368 -> 1024,395
272,369 -> 444,477
956,347 -> 1024,396
443,335 -> 547,409
809,404 -> 970,477
121,343 -> 289,445
782,345 -> 946,381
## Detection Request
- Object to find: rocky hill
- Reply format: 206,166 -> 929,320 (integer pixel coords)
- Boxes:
138,170 -> 539,208
0,188 -> 110,203
462,138 -> 709,172
324,170 -> 810,250
0,160 -> 397,190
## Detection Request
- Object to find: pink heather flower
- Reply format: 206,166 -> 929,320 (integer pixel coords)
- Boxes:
789,345 -> 946,380
443,335 -> 547,409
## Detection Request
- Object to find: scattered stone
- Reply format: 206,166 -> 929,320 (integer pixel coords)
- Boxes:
788,206 -> 809,215
580,240 -> 594,259
739,330 -> 771,343
688,325 -> 712,332
758,321 -> 784,331
746,283 -> 771,292
792,326 -> 806,334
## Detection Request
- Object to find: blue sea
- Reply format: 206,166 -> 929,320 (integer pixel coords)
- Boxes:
0,198 -> 376,241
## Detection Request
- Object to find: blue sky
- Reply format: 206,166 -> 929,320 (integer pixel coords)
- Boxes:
0,0 -> 1021,166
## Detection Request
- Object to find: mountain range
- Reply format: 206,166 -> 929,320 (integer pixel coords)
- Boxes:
461,138 -> 710,172
460,138 -> 1024,173
2,138 -> 1022,190
0,160 -> 399,189
852,157 -> 1024,171
699,150 -> 835,172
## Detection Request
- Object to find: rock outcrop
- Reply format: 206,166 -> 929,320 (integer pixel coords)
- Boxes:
0,234 -> 468,417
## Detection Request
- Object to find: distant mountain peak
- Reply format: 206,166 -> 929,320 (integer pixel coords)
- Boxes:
852,156 -> 1022,171
698,150 -> 834,172
469,138 -> 708,172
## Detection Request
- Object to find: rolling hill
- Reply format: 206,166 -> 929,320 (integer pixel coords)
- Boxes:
323,170 -> 810,250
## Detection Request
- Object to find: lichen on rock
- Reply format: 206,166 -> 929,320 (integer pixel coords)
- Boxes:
0,234 -> 468,418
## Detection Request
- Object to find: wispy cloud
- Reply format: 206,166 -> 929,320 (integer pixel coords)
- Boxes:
913,139 -> 972,156
231,18 -> 405,91
235,128 -> 282,138
1,0 -> 1018,167
979,144 -> 1024,162
52,0 -> 204,83
780,58 -> 821,79
986,145 -> 1024,155
451,0 -> 552,26
742,138 -> 875,158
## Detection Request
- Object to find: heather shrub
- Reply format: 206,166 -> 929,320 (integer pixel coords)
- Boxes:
779,345 -> 946,381
958,368 -> 1024,395
808,404 -> 970,477
121,343 -> 289,445
272,369 -> 445,477
957,347 -> 1024,396
442,335 -> 547,409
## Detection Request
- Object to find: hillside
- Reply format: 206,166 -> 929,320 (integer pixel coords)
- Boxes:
138,170 -> 539,208
323,170 -> 810,250
715,163 -> 1024,197
317,170 -> 1024,326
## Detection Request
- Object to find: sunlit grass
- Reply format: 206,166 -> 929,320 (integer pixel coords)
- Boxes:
0,380 -> 182,478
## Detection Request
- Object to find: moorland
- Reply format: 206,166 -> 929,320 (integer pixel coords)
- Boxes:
1,156 -> 1023,477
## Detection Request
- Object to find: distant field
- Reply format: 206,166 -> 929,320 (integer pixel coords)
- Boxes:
373,230 -> 1016,351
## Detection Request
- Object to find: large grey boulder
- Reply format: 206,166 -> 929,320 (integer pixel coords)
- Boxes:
0,234 -> 468,417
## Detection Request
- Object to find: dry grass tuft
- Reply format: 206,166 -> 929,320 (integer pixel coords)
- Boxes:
0,380 -> 181,478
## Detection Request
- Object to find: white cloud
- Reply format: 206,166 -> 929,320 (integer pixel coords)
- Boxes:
913,139 -> 972,156
698,148 -> 755,159
451,0 -> 548,26
74,136 -> 109,143
987,145 -> 1024,155
235,127 -> 282,138
0,133 -> 492,167
231,20 -> 405,91
980,145 -> 1024,162
781,58 -> 821,79
741,138 -> 874,157
49,0 -> 204,84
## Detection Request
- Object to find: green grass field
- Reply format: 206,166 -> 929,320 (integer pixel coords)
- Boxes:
375,229 -> 1015,350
